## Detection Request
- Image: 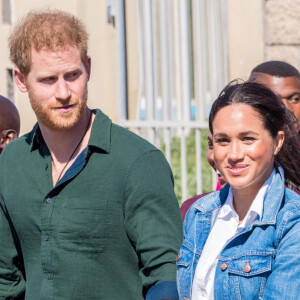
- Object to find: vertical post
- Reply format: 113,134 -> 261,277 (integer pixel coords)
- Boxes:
178,0 -> 191,202
115,0 -> 128,122
143,0 -> 155,143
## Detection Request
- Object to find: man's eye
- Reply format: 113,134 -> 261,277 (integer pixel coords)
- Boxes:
289,96 -> 300,103
66,72 -> 81,81
40,77 -> 56,83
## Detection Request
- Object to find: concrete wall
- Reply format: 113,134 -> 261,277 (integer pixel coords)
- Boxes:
227,0 -> 300,81
227,0 -> 265,80
266,0 -> 300,71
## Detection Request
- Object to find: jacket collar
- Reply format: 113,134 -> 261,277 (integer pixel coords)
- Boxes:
29,109 -> 112,154
194,163 -> 285,225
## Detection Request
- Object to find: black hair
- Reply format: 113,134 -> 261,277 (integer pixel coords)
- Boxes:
251,61 -> 300,78
209,80 -> 300,192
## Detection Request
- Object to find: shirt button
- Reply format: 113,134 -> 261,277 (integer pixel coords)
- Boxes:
176,251 -> 182,261
221,263 -> 227,271
244,261 -> 251,273
46,198 -> 52,204
47,273 -> 52,280
44,235 -> 49,241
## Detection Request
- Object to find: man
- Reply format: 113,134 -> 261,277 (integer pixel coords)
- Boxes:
0,95 -> 20,153
0,10 -> 182,299
249,60 -> 300,122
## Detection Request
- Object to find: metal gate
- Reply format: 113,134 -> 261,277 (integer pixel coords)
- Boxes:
112,0 -> 229,203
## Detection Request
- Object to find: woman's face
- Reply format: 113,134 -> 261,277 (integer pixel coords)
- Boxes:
207,134 -> 227,189
212,103 -> 284,192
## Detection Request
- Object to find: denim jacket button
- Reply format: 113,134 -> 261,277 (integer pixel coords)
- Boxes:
220,263 -> 227,271
176,251 -> 182,261
244,261 -> 251,273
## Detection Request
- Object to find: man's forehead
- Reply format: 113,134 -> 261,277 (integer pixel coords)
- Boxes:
251,72 -> 300,94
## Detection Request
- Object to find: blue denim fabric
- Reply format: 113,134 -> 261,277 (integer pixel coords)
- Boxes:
177,164 -> 300,300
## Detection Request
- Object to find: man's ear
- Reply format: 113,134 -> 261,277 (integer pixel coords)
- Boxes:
14,68 -> 28,93
85,56 -> 91,81
0,129 -> 18,149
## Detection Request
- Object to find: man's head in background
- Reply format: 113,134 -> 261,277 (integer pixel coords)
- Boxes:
0,95 -> 20,152
249,60 -> 300,121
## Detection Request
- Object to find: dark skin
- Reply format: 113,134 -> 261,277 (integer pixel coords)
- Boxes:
250,72 -> 300,122
0,95 -> 20,152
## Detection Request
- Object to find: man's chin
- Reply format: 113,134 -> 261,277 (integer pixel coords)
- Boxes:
38,115 -> 80,131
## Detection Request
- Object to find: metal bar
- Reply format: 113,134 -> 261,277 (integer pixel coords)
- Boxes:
115,0 -> 128,122
143,0 -> 155,143
173,0 -> 182,123
220,0 -> 229,86
179,0 -> 191,122
119,120 -> 208,129
159,0 -> 172,163
136,0 -> 145,121
193,0 -> 209,122
180,127 -> 187,202
195,128 -> 203,195
178,0 -> 191,201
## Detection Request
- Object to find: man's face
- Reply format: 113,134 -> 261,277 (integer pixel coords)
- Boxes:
250,72 -> 300,121
23,45 -> 90,131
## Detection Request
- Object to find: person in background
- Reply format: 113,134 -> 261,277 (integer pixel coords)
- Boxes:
0,10 -> 182,300
250,60 -> 300,123
0,95 -> 20,153
180,134 -> 226,220
177,81 -> 300,300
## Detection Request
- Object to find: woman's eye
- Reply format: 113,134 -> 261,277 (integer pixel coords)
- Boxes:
243,136 -> 255,142
215,138 -> 229,144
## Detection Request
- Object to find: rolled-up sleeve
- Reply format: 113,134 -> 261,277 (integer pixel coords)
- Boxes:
124,150 -> 183,297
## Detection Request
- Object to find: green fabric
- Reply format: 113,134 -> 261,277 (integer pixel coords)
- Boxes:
0,109 -> 183,300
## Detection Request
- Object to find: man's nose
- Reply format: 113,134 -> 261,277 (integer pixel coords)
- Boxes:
281,99 -> 294,113
55,80 -> 71,101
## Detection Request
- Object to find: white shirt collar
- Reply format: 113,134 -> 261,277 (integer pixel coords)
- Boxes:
218,169 -> 276,228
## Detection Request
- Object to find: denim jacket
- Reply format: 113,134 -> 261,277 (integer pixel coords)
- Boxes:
177,165 -> 300,300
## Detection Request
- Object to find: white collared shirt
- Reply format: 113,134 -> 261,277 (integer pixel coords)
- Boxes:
191,170 -> 275,300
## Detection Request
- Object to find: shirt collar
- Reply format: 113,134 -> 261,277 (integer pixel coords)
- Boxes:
194,163 -> 285,225
29,109 -> 112,154
217,169 -> 276,225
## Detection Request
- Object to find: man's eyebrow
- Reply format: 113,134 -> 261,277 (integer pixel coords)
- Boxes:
286,92 -> 300,98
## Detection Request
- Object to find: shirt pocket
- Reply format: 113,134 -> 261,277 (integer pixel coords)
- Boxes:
57,197 -> 108,253
176,243 -> 199,298
225,252 -> 275,299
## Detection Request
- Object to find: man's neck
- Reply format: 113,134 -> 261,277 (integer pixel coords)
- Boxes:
38,108 -> 95,186
39,108 -> 92,160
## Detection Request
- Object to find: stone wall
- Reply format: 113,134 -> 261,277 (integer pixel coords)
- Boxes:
265,0 -> 300,70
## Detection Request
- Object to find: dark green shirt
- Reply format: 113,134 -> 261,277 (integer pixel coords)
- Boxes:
0,109 -> 183,300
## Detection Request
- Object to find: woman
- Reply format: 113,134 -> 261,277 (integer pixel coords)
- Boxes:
177,81 -> 300,299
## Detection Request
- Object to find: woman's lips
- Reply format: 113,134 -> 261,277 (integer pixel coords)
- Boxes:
226,164 -> 249,176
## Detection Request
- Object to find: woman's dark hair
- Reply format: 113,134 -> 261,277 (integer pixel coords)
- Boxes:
209,80 -> 300,192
